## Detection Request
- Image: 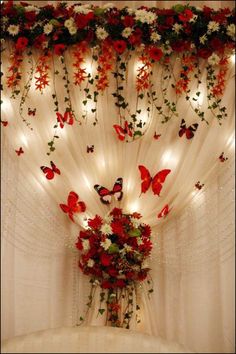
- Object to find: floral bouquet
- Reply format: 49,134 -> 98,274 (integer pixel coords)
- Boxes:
76,207 -> 153,328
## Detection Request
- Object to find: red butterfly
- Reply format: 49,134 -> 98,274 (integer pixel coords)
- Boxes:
94,178 -> 123,204
179,119 -> 198,139
1,120 -> 8,126
195,181 -> 204,190
60,191 -> 86,222
15,147 -> 24,156
219,152 -> 228,162
87,145 -> 94,153
56,111 -> 74,128
28,108 -> 36,116
157,204 -> 171,218
138,165 -> 171,196
113,121 -> 133,141
153,132 -> 161,140
40,161 -> 61,180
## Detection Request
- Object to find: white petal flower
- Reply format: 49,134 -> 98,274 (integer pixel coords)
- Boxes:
227,23 -> 235,39
135,9 -> 157,24
207,21 -> 220,33
189,14 -> 198,23
172,23 -> 183,34
150,32 -> 161,43
74,5 -> 92,14
123,243 -> 133,252
137,238 -> 143,246
104,214 -> 113,223
130,217 -> 142,228
68,26 -> 77,35
208,53 -> 220,66
87,259 -> 95,267
96,27 -> 109,40
101,224 -> 112,235
43,23 -> 53,35
82,239 -> 90,251
199,34 -> 207,44
7,24 -> 19,36
25,5 -> 40,13
122,27 -> 133,38
126,7 -> 135,15
64,18 -> 75,29
100,238 -> 112,250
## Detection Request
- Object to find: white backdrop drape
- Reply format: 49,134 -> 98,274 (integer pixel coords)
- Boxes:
1,1 -> 235,353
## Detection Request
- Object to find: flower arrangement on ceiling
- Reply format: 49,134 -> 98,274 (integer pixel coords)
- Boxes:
75,207 -> 153,328
1,1 -> 235,154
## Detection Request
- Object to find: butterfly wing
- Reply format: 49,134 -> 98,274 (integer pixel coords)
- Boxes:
157,204 -> 170,218
65,111 -> 74,125
56,112 -> 65,128
154,133 -> 161,140
94,184 -> 112,204
41,166 -> 54,180
50,161 -> 61,175
178,119 -> 186,137
112,177 -> 123,201
152,169 -> 171,196
138,165 -> 152,194
59,203 -> 70,214
113,125 -> 125,141
186,123 -> 199,139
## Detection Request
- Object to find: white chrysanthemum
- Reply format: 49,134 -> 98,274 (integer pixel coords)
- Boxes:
87,259 -> 95,267
161,45 -> 172,55
227,23 -> 235,39
74,5 -> 91,14
123,243 -> 133,252
208,53 -> 220,66
104,214 -> 113,223
68,26 -> 77,35
96,27 -> 109,40
135,9 -> 157,24
103,3 -> 115,10
122,27 -> 133,38
43,23 -> 53,35
189,14 -> 198,23
141,260 -> 149,269
101,224 -> 112,235
130,217 -> 142,228
207,21 -> 220,33
82,239 -> 90,251
7,24 -> 19,36
64,18 -> 75,29
2,17 -> 8,24
100,238 -> 112,250
25,5 -> 40,13
199,34 -> 207,44
126,7 -> 135,15
172,23 -> 183,34
150,32 -> 161,43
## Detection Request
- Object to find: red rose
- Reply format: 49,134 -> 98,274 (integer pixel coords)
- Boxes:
178,9 -> 193,22
25,11 -> 36,22
148,46 -> 163,61
54,43 -> 66,55
100,253 -> 113,266
123,15 -> 134,27
15,37 -> 28,51
113,40 -> 127,54
197,47 -> 212,59
88,215 -> 103,230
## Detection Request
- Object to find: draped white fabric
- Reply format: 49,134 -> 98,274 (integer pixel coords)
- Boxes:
1,1 -> 235,353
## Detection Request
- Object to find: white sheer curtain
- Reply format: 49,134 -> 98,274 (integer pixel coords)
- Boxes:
1,1 -> 235,353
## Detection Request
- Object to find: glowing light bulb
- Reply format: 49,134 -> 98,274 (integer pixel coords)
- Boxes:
127,201 -> 139,213
20,134 -> 28,147
83,60 -> 94,76
1,97 -> 13,114
227,134 -> 235,150
134,60 -> 143,74
83,175 -> 91,189
230,54 -> 235,64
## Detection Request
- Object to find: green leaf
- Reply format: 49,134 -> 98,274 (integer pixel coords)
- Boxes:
108,243 -> 119,254
49,19 -> 60,26
134,131 -> 142,138
98,308 -> 105,315
128,229 -> 141,237
94,8 -> 105,16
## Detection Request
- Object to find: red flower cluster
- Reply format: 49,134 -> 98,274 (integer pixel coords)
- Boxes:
76,208 -> 153,289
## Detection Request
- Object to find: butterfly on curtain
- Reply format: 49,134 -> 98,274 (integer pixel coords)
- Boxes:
87,145 -> 94,153
59,191 -> 86,222
113,121 -> 133,141
153,132 -> 161,140
138,165 -> 171,196
179,119 -> 198,139
1,120 -> 8,126
157,204 -> 171,218
195,181 -> 204,190
15,147 -> 24,156
94,178 -> 123,204
219,152 -> 228,162
28,108 -> 36,116
40,161 -> 61,180
56,111 -> 74,128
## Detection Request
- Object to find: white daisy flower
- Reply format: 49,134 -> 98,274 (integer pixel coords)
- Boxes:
208,53 -> 220,66
150,32 -> 161,43
68,26 -> 77,35
123,243 -> 133,252
199,34 -> 207,44
130,217 -> 142,228
137,238 -> 143,246
7,24 -> 19,36
74,5 -> 91,14
172,23 -> 183,34
43,23 -> 53,35
101,223 -> 112,235
100,238 -> 112,250
122,27 -> 133,38
2,16 -> 8,24
135,9 -> 157,24
189,14 -> 198,23
207,21 -> 220,33
126,7 -> 135,15
25,5 -> 40,13
64,18 -> 75,29
104,214 -> 113,223
96,27 -> 109,40
87,259 -> 95,267
82,239 -> 90,251
227,23 -> 235,39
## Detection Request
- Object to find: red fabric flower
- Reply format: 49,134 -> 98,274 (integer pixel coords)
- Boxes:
101,280 -> 113,289
88,215 -> 103,230
54,44 -> 66,56
113,40 -> 127,54
132,212 -> 142,219
110,208 -> 122,217
75,12 -> 94,29
25,11 -> 36,22
123,15 -> 135,27
115,279 -> 126,288
203,6 -> 213,18
142,224 -> 151,237
171,40 -> 191,53
100,253 -> 113,266
128,28 -> 142,46
34,34 -> 47,49
108,267 -> 118,277
15,37 -> 28,51
210,38 -> 224,52
79,230 -> 90,239
197,47 -> 212,59
111,220 -> 124,237
125,271 -> 135,280
178,9 -> 193,22
148,46 -> 163,61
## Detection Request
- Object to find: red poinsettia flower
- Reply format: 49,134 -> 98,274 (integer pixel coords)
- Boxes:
178,9 -> 193,22
88,215 -> 103,230
148,46 -> 163,61
15,37 -> 28,51
100,252 -> 113,266
54,43 -> 66,55
79,230 -> 90,239
123,15 -> 135,27
113,40 -> 127,54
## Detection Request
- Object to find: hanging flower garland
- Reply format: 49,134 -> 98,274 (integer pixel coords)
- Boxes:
75,207 -> 153,328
